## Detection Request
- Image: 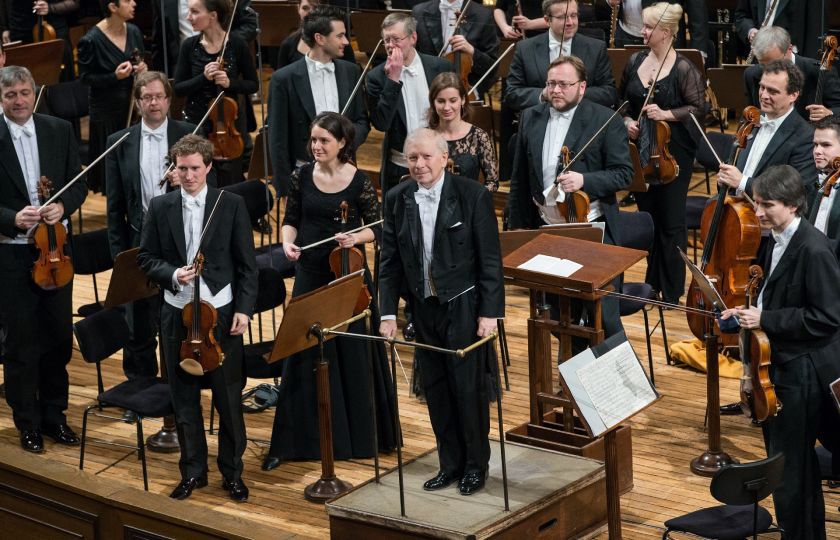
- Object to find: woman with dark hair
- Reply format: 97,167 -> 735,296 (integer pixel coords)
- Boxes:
77,0 -> 146,192
275,0 -> 355,68
428,72 -> 498,192
262,112 -> 396,470
174,0 -> 258,185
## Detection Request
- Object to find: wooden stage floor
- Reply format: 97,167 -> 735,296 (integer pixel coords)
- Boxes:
0,134 -> 838,539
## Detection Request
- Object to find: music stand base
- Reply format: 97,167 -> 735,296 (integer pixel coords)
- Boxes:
146,424 -> 180,453
690,450 -> 737,476
304,477 -> 353,503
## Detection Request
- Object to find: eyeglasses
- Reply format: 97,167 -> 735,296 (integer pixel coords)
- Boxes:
139,94 -> 168,103
545,80 -> 581,90
382,34 -> 410,45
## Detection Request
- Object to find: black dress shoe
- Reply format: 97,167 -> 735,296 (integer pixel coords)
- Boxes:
222,478 -> 249,502
20,430 -> 44,453
459,471 -> 487,496
262,456 -> 281,471
719,403 -> 742,415
41,423 -> 80,445
169,476 -> 208,500
422,471 -> 459,491
619,193 -> 636,207
402,322 -> 416,342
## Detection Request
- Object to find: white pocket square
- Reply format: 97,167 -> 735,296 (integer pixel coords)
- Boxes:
449,221 -> 463,228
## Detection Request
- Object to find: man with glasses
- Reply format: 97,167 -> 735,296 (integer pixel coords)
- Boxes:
507,55 -> 632,344
105,71 -> 200,398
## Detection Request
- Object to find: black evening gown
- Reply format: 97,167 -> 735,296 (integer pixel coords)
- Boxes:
78,23 -> 145,193
267,164 -> 397,460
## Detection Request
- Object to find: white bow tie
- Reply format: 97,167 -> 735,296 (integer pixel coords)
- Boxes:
403,65 -> 418,77
759,117 -> 778,131
439,0 -> 459,13
549,108 -> 572,120
182,197 -> 203,209
13,124 -> 34,140
314,61 -> 335,73
143,130 -> 164,141
415,188 -> 438,204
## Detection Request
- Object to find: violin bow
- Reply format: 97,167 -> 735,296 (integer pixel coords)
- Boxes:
297,219 -> 385,252
468,42 -> 516,100
33,85 -> 46,113
689,112 -> 722,166
635,4 -> 672,123
341,39 -> 383,116
557,0 -> 570,53
217,0 -> 241,64
554,101 -> 629,179
437,0 -> 472,57
190,191 -> 225,265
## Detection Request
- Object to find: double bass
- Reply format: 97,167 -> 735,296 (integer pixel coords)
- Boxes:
329,201 -> 372,315
738,265 -> 779,422
207,0 -> 244,161
32,176 -> 73,290
685,106 -> 762,344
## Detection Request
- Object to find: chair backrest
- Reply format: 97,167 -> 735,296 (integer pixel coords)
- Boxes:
708,64 -> 749,112
615,210 -> 654,252
71,228 -> 114,275
608,48 -> 636,91
251,3 -> 300,47
220,179 -> 274,223
675,49 -> 706,77
497,39 -> 517,80
73,308 -> 130,364
710,453 -> 785,506
254,267 -> 287,313
695,131 -> 736,172
246,128 -> 274,181
351,10 -> 389,54
44,80 -> 90,121
5,40 -> 65,86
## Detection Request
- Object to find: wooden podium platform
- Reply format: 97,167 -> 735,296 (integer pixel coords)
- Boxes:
326,440 -> 608,539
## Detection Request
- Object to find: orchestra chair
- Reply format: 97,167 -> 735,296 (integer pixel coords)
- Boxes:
75,308 -> 173,491
5,40 -> 65,86
469,101 -> 498,150
70,228 -> 113,318
616,210 -> 668,385
251,2 -> 300,49
608,48 -> 636,90
693,131 -> 733,194
43,80 -> 90,164
685,196 -> 711,266
708,64 -> 749,130
497,39 -> 517,80
663,453 -> 785,540
220,174 -> 275,247
350,10 -> 390,55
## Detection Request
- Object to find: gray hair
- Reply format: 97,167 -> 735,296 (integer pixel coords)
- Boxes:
0,66 -> 36,92
404,128 -> 448,155
382,12 -> 416,35
752,26 -> 791,60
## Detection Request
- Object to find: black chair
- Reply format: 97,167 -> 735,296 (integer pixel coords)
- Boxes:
43,80 -> 90,164
74,308 -> 173,491
616,211 -> 669,385
663,453 -> 785,540
694,131 -> 735,194
221,178 -> 275,246
686,195 -> 712,265
70,228 -> 114,318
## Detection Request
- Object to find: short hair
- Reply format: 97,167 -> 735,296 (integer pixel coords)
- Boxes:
427,72 -> 470,129
541,0 -> 576,18
133,70 -> 172,100
751,26 -> 791,60
814,116 -> 840,142
301,5 -> 346,48
382,12 -> 416,35
761,58 -> 803,95
642,2 -> 683,36
99,0 -> 119,17
0,66 -> 35,92
170,134 -> 214,166
200,0 -> 231,27
752,165 -> 808,217
548,55 -> 587,82
404,128 -> 448,155
309,112 -> 356,163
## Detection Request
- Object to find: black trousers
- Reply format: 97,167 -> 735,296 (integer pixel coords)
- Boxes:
411,294 -> 491,476
0,244 -> 73,431
122,295 -> 160,380
160,302 -> 246,482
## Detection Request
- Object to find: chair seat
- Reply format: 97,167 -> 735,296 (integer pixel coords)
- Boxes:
686,196 -> 709,230
98,377 -> 172,418
244,342 -> 284,379
78,302 -> 104,318
665,504 -> 772,539
619,282 -> 654,316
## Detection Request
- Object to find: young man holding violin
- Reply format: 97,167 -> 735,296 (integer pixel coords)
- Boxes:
809,116 -> 840,242
0,65 -> 86,453
138,134 -> 257,502
719,164 -> 840,540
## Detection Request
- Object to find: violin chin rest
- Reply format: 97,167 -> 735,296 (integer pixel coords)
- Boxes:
180,358 -> 205,377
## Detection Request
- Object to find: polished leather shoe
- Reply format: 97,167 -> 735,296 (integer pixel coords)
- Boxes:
20,430 -> 44,453
719,402 -> 742,416
422,471 -> 459,491
169,476 -> 208,500
42,423 -> 80,445
459,471 -> 487,496
222,478 -> 249,502
402,322 -> 416,342
262,456 -> 281,471
619,193 -> 637,207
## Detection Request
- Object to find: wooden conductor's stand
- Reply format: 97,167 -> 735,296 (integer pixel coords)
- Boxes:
502,232 -> 646,495
267,271 -> 368,502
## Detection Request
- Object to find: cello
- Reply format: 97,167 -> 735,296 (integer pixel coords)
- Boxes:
207,0 -> 244,161
32,176 -> 73,290
329,201 -> 372,315
179,252 -> 225,375
738,265 -> 779,422
555,146 -> 590,223
814,35 -> 838,109
685,106 -> 762,343
438,0 -> 473,91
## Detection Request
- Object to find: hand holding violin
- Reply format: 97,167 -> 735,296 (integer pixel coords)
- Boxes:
176,264 -> 197,286
500,23 -> 521,39
719,305 -> 761,330
334,232 -> 357,249
448,35 -> 475,56
624,118 -> 640,140
166,168 -> 181,188
642,103 -> 674,122
33,0 -> 48,15
115,61 -> 133,80
556,171 -> 583,193
39,201 -> 64,225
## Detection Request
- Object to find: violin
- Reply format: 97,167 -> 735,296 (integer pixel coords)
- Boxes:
686,106 -> 762,344
207,0 -> 244,161
440,0 -> 473,91
816,156 -> 840,197
815,35 -> 838,107
636,47 -> 678,185
555,146 -> 590,223
179,252 -> 225,375
738,265 -> 779,422
328,201 -> 372,315
32,176 -> 73,290
32,14 -> 57,42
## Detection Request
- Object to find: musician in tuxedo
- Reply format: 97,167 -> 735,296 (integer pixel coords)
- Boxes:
379,128 -> 504,496
411,0 -> 498,96
718,59 -> 817,201
0,66 -> 86,453
267,5 -> 369,198
809,116 -> 840,241
105,71 -> 199,396
733,0 -> 823,60
366,12 -> 452,196
138,134 -> 257,502
720,164 -> 840,540
744,26 -> 840,123
504,0 -> 617,112
508,55 -> 632,341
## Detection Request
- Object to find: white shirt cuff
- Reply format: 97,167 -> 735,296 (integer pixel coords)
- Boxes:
171,269 -> 181,291
381,315 -> 396,321
735,176 -> 749,195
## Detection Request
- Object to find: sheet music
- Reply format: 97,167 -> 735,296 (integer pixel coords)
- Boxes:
575,341 -> 658,430
517,254 -> 582,277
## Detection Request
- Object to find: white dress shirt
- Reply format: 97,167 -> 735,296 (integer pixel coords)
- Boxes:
164,185 -> 233,310
305,54 -> 340,115
179,0 -> 197,42
400,52 -> 430,139
542,105 -> 577,192
813,173 -> 836,235
736,106 -> 796,194
439,0 -> 461,55
548,30 -> 573,62
415,173 -> 445,298
618,0 -> 644,37
139,119 -> 169,213
758,216 -> 800,309
2,116 -> 41,244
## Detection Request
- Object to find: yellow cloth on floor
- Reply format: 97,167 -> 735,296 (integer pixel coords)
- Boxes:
669,338 -> 743,379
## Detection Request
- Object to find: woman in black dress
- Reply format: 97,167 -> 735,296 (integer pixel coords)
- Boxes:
174,0 -> 258,186
77,0 -> 146,193
262,112 -> 396,470
275,0 -> 355,69
620,1 -> 705,303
